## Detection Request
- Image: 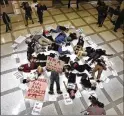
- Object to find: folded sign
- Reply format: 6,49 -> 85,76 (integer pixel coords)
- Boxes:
46,56 -> 64,73
25,79 -> 47,101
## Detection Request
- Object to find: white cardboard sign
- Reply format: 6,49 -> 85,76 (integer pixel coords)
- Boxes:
31,102 -> 43,115
75,90 -> 82,98
63,93 -> 73,105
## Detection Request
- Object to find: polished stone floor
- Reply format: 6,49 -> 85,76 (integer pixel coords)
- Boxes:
0,0 -> 124,115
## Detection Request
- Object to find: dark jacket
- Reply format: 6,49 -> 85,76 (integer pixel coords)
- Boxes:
2,13 -> 10,24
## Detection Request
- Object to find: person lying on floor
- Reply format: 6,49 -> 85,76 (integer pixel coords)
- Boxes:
63,72 -> 78,99
92,57 -> 107,83
48,42 -> 60,51
22,65 -> 44,84
50,25 -> 69,33
77,73 -> 96,90
70,61 -> 92,73
58,45 -> 71,55
18,57 -> 46,72
85,48 -> 113,65
59,55 -> 70,64
65,33 -> 78,43
43,30 -> 54,42
55,32 -> 67,44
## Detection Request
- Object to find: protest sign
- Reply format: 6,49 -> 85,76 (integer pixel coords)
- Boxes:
31,101 -> 43,115
63,93 -> 73,105
25,79 -> 47,101
46,56 -> 64,73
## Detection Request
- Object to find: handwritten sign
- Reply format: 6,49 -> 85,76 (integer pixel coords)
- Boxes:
63,93 -> 73,105
46,56 -> 65,73
25,79 -> 47,101
31,101 -> 43,115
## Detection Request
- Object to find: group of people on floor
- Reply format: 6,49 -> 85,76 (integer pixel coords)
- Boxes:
16,24 -> 113,115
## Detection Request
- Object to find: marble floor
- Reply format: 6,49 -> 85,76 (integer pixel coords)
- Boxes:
0,0 -> 124,115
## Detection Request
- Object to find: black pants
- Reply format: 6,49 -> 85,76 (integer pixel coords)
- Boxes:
50,75 -> 60,92
5,23 -> 11,32
75,64 -> 92,72
87,54 -> 100,64
114,18 -> 124,31
38,13 -> 43,24
98,15 -> 106,26
68,0 -> 79,9
25,14 -> 34,25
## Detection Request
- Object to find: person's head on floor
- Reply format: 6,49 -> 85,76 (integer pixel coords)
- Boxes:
18,66 -> 24,71
89,95 -> 98,105
69,90 -> 75,99
22,79 -> 29,84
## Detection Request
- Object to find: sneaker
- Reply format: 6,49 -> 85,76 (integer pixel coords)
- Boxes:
57,91 -> 63,94
48,91 -> 54,95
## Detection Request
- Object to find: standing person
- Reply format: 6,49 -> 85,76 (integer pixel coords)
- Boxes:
48,71 -> 63,95
2,12 -> 11,32
111,6 -> 120,25
35,3 -> 44,24
23,2 -> 34,26
97,2 -> 108,27
85,96 -> 106,115
114,9 -> 124,32
68,0 -> 79,9
92,58 -> 107,83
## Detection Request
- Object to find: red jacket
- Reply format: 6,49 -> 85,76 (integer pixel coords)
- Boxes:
20,62 -> 37,72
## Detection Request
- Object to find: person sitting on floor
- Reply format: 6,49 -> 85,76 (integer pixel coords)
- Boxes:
22,65 -> 44,83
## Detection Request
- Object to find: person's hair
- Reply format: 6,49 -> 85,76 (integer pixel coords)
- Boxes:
18,67 -> 23,71
70,95 -> 75,99
22,79 -> 28,84
89,96 -> 104,108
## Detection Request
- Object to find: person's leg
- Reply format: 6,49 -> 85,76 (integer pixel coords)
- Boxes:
97,67 -> 103,82
60,50 -> 70,55
84,64 -> 92,72
49,78 -> 54,94
92,65 -> 99,79
76,0 -> 79,9
68,0 -> 71,8
29,15 -> 34,24
68,75 -> 76,83
42,38 -> 53,45
25,15 -> 28,26
6,24 -> 9,32
55,76 -> 62,94
39,14 -> 43,24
